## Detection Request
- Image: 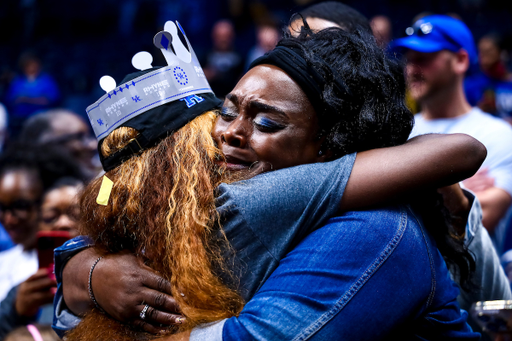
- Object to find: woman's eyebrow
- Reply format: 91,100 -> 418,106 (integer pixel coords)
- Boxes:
225,93 -> 238,104
249,101 -> 287,117
225,93 -> 287,117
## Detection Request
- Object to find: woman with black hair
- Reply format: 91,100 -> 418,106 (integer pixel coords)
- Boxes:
293,5 -> 511,337
177,25 -> 479,341
55,23 -> 482,340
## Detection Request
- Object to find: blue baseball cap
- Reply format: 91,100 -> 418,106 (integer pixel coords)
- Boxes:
391,15 -> 477,66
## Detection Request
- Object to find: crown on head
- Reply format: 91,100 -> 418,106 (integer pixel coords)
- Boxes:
86,21 -> 212,140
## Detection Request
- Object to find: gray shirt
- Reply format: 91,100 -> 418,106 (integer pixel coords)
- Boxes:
216,153 -> 356,300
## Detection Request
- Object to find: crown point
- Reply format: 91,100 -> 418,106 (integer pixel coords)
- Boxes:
153,31 -> 173,50
163,21 -> 177,35
166,21 -> 191,63
99,76 -> 117,93
132,51 -> 153,71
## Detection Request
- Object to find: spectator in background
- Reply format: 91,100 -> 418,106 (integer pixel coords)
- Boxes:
479,34 -> 511,81
3,52 -> 60,139
292,1 -> 372,33
203,20 -> 243,98
245,24 -> 279,70
370,15 -> 393,48
37,178 -> 82,237
465,34 -> 512,123
0,177 -> 83,338
392,15 -> 512,251
0,144 -> 84,303
19,109 -> 100,181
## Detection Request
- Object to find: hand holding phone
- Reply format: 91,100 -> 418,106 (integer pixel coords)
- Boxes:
15,268 -> 57,317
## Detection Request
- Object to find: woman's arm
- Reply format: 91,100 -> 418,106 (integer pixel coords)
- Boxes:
341,133 -> 486,211
58,133 -> 485,334
61,249 -> 183,334
62,247 -> 99,316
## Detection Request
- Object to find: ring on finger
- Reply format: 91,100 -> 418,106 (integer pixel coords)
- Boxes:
140,304 -> 150,320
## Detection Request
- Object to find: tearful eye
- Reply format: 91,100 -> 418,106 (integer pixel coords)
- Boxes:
219,108 -> 237,121
254,117 -> 285,132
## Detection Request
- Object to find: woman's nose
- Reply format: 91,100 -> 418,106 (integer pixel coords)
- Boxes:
52,215 -> 77,232
221,119 -> 248,148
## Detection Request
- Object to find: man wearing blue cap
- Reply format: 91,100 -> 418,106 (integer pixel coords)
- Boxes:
393,14 -> 512,244
392,16 -> 512,338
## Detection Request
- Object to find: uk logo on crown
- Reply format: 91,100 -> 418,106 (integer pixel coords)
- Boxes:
86,20 -> 214,140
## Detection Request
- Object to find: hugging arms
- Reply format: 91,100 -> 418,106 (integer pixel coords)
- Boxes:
54,132 -> 486,338
54,25 -> 491,340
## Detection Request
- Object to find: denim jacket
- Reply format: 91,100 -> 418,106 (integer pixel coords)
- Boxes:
191,206 -> 479,340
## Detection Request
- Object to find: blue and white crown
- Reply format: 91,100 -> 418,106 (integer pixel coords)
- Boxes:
86,21 -> 213,140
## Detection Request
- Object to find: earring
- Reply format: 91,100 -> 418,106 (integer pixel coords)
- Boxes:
318,150 -> 323,156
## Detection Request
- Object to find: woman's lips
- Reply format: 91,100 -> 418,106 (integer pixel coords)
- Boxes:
224,162 -> 250,171
220,155 -> 253,171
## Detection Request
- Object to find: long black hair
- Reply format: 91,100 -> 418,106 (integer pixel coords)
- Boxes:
285,22 -> 475,290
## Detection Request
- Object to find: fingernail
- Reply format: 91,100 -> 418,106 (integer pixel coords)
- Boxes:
51,287 -> 57,295
176,317 -> 186,324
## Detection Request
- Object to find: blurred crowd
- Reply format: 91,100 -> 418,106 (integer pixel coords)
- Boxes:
2,0 -> 512,340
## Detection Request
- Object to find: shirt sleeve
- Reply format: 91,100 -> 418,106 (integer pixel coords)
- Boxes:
51,236 -> 93,338
190,320 -> 226,341
458,189 -> 512,310
217,153 -> 356,257
215,153 -> 356,299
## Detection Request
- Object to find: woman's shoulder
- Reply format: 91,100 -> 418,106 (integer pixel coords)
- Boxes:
219,153 -> 356,197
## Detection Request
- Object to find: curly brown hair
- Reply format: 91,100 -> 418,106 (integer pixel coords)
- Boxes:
67,112 -> 244,340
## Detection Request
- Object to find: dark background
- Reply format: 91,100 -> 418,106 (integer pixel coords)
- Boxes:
2,0 -> 512,118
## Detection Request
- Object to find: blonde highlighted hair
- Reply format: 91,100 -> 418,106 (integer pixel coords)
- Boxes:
67,111 -> 244,340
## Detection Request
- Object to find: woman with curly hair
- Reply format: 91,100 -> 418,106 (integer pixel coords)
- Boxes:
56,22 -> 483,341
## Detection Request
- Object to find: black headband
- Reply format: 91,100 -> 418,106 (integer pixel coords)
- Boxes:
249,41 -> 351,116
99,67 -> 222,172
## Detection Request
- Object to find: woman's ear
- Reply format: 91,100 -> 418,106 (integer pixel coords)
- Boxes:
316,148 -> 333,162
315,135 -> 333,162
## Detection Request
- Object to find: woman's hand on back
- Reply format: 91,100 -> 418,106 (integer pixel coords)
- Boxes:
63,248 -> 184,334
437,183 -> 471,236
